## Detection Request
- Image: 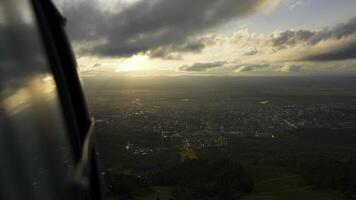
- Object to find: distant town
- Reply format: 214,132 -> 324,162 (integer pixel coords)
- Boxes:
93,97 -> 356,156
86,76 -> 356,199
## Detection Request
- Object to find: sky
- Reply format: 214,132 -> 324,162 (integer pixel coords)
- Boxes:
54,0 -> 356,76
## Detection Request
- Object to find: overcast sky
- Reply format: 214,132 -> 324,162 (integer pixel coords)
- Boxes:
54,0 -> 356,76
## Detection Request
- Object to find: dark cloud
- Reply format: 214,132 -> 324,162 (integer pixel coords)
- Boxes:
271,30 -> 316,49
272,17 -> 356,48
147,40 -> 206,59
271,17 -> 356,61
60,0 -> 274,58
302,39 -> 356,61
308,16 -> 356,44
179,61 -> 227,72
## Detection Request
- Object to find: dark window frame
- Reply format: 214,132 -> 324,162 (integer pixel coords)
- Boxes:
31,0 -> 90,163
31,0 -> 102,199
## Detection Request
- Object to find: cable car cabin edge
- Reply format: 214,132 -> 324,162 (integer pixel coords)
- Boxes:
0,0 -> 102,199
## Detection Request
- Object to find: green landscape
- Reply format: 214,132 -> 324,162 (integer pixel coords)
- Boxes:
86,76 -> 356,200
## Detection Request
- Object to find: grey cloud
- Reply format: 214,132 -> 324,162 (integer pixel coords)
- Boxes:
271,30 -> 316,49
308,16 -> 356,44
148,40 -> 206,59
92,63 -> 101,68
271,16 -> 356,61
281,64 -> 301,72
302,39 -> 356,61
272,17 -> 356,48
235,65 -> 254,72
243,49 -> 259,56
235,64 -> 270,72
60,0 -> 275,58
179,61 -> 227,72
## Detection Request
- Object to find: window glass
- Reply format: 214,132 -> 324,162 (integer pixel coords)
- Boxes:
0,1 -> 73,199
55,0 -> 356,199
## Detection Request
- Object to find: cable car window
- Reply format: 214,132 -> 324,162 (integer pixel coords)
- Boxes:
32,0 -> 92,162
0,1 -> 74,199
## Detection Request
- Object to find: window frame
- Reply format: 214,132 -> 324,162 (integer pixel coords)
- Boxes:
30,0 -> 102,199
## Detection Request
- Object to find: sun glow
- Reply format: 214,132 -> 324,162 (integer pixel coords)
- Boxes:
115,55 -> 153,72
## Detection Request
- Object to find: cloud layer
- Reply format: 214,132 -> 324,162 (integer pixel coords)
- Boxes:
235,64 -> 270,72
55,0 -> 356,75
59,0 -> 278,58
179,61 -> 227,72
270,17 -> 356,61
